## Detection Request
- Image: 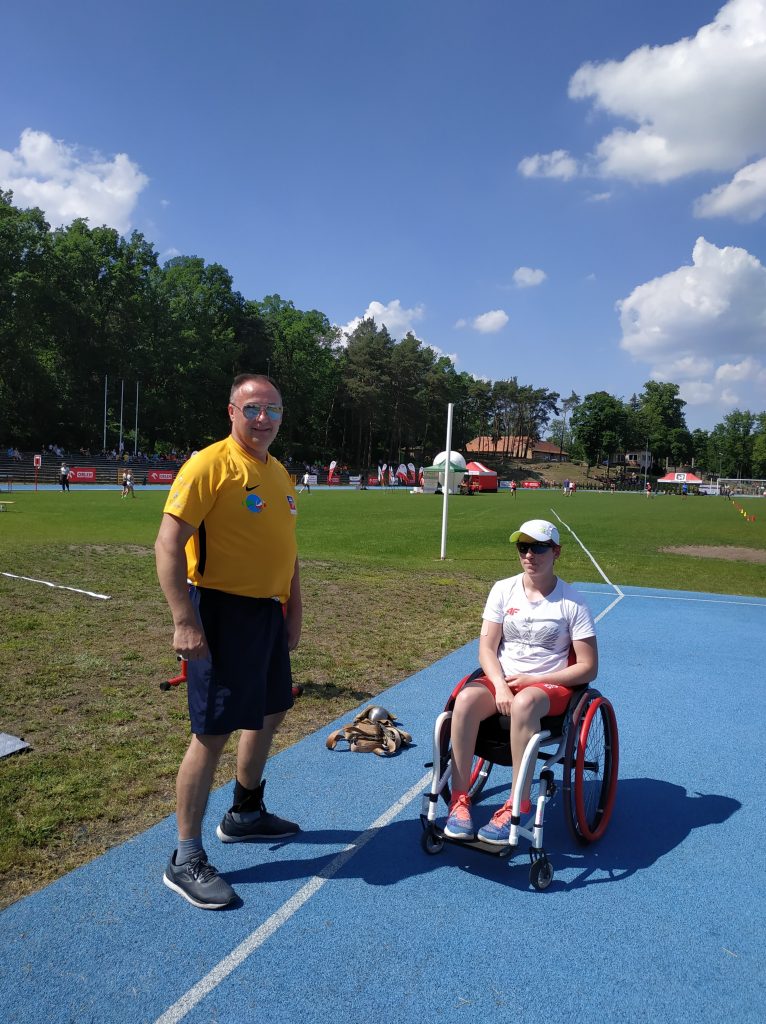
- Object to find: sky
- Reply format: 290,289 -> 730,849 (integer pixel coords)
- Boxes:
2,0 -> 765,432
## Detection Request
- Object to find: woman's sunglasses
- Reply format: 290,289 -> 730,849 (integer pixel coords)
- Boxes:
516,542 -> 554,555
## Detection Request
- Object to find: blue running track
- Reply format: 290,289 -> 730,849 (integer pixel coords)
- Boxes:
1,582 -> 764,1024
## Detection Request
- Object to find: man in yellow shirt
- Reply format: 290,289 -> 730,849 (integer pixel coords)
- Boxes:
155,374 -> 302,909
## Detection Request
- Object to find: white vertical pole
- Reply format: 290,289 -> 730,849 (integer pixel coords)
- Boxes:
134,381 -> 139,456
440,402 -> 454,560
119,379 -> 124,452
102,374 -> 108,451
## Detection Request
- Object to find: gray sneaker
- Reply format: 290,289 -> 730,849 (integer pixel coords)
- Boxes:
216,780 -> 300,843
163,852 -> 236,909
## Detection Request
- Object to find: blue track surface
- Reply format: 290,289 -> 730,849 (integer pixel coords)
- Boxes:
1,583 -> 764,1024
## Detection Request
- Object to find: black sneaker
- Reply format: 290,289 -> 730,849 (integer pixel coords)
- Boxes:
216,780 -> 300,843
163,851 -> 236,910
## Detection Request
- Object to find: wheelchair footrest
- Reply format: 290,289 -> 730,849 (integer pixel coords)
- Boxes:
420,817 -> 519,858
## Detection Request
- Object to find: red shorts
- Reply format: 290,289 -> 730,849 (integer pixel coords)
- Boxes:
471,674 -> 574,716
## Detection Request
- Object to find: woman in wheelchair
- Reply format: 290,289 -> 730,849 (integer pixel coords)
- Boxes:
445,518 -> 598,845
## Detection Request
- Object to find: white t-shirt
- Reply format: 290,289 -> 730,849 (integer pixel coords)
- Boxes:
482,574 -> 595,677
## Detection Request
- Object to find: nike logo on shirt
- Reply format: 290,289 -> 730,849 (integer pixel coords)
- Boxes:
245,484 -> 260,491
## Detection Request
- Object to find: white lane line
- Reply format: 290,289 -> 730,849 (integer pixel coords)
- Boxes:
154,772 -> 432,1024
0,571 -> 111,600
576,588 -> 766,608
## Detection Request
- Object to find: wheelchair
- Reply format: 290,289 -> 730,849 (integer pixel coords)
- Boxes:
419,668 -> 619,890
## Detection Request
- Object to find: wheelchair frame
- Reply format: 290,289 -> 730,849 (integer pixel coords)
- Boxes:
419,670 -> 619,890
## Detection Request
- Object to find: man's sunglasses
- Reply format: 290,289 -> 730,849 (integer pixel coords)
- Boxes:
516,541 -> 554,555
231,403 -> 283,421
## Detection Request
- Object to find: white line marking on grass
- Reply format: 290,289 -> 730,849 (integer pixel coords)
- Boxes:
0,572 -> 111,600
549,510 -> 624,623
154,772 -> 431,1024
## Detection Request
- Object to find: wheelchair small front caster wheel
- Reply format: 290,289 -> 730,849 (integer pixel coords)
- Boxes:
421,828 -> 445,855
529,857 -> 554,891
159,682 -> 171,691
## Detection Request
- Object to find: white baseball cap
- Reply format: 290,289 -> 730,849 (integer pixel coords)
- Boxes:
509,519 -> 560,545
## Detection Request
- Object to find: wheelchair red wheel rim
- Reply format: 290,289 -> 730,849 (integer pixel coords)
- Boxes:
574,696 -> 618,842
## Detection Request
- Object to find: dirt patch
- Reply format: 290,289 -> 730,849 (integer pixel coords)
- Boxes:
660,545 -> 766,563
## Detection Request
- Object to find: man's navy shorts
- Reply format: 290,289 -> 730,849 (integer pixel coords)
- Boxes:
186,586 -> 294,735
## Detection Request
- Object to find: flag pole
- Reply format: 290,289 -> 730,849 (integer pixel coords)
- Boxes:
118,379 -> 124,454
440,403 -> 454,560
102,374 -> 108,452
134,381 -> 139,456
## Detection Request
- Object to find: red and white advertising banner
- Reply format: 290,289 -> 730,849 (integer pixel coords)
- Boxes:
147,469 -> 176,484
327,459 -> 339,484
368,474 -> 380,486
70,467 -> 96,482
521,480 -> 541,488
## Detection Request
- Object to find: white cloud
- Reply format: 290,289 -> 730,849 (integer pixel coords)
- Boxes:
519,2 -> 766,221
617,236 -> 766,417
517,150 -> 579,181
679,381 -> 715,405
454,318 -> 468,329
513,267 -> 547,288
653,355 -> 715,380
568,0 -> 766,184
694,156 -> 766,221
340,299 -> 425,341
715,356 -> 760,381
586,191 -> 613,203
473,309 -> 509,333
0,128 -> 148,234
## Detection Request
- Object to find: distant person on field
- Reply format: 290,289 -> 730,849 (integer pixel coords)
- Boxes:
121,470 -> 129,498
510,479 -> 517,498
155,373 -> 302,911
126,470 -> 135,498
681,482 -> 688,499
60,463 -> 70,492
298,471 -> 311,494
645,481 -> 652,498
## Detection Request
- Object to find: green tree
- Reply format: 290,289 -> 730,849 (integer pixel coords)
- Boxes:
570,391 -> 629,476
342,319 -> 394,468
0,192 -> 56,445
144,256 -> 244,448
250,294 -> 341,463
637,380 -> 688,465
751,414 -> 766,477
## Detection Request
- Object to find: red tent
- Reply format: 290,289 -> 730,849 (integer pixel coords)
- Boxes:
466,461 -> 498,492
656,471 -> 704,486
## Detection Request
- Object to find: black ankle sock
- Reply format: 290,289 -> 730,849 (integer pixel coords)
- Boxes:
232,779 -> 264,813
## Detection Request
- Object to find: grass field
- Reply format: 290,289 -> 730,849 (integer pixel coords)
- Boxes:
1,486 -> 764,908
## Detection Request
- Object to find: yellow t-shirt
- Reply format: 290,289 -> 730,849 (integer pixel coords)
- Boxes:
163,437 -> 298,601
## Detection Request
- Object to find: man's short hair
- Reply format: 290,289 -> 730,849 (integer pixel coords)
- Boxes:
230,374 -> 283,403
